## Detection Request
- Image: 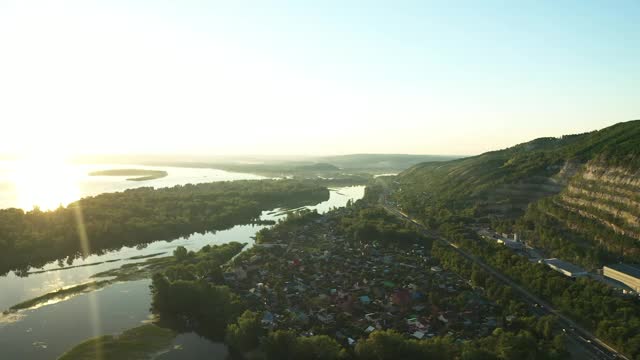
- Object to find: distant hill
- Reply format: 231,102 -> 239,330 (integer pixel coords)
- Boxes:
319,154 -> 461,172
395,120 -> 640,266
293,163 -> 341,172
71,154 -> 459,175
202,155 -> 456,177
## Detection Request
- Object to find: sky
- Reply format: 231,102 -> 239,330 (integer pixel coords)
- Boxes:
0,0 -> 638,157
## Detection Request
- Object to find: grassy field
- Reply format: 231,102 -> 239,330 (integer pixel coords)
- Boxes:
57,324 -> 176,360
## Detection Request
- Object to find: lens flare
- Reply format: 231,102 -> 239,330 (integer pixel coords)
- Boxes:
10,153 -> 81,211
9,151 -> 104,354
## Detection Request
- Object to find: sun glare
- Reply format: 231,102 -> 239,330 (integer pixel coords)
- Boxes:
11,153 -> 81,211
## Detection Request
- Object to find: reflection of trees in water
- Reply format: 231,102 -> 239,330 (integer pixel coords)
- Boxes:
0,180 -> 329,276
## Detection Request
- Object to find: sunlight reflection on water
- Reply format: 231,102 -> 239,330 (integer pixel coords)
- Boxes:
0,160 -> 265,210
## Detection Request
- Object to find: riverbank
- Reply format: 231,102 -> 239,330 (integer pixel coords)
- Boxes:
0,179 -> 330,275
0,186 -> 366,359
58,324 -> 176,360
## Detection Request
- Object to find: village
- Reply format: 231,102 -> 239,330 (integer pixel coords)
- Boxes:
221,208 -> 504,348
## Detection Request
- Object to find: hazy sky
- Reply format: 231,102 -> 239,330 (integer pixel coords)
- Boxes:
1,0 -> 638,157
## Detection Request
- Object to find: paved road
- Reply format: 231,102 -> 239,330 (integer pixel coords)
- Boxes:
381,202 -> 625,360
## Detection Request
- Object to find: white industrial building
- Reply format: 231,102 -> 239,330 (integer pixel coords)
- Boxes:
540,258 -> 588,278
603,264 -> 640,292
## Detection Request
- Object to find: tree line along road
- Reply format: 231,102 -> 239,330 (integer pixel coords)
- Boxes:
380,201 -> 625,360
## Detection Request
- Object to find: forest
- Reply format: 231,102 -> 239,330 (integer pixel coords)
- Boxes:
336,206 -> 429,247
150,242 -> 247,337
0,179 -> 329,275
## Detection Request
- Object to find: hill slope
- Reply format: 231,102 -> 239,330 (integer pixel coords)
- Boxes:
395,120 -> 640,265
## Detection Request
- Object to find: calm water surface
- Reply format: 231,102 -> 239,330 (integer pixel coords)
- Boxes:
0,162 -> 265,210
0,185 -> 365,360
0,280 -> 152,360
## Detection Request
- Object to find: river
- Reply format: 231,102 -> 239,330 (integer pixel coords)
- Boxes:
0,183 -> 365,359
0,162 -> 266,211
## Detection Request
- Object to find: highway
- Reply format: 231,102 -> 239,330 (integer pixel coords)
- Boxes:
381,201 -> 625,360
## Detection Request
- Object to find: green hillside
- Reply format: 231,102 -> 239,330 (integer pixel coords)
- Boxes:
395,120 -> 640,266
